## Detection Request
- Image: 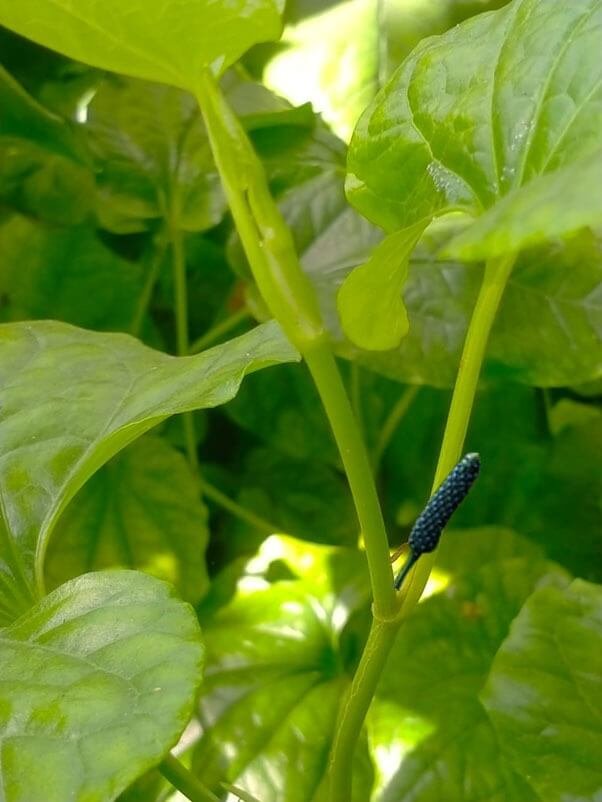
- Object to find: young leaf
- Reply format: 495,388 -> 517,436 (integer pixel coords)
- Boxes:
0,320 -> 298,624
46,435 -> 210,604
482,579 -> 602,802
0,570 -> 204,802
337,223 -> 426,350
0,1 -> 285,91
347,0 -> 602,249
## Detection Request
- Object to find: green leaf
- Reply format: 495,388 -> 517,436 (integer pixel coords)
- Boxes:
347,0 -> 602,245
0,1 -> 285,91
337,223 -> 425,350
372,541 -> 567,801
482,579 -> 602,802
0,216 -> 143,330
86,76 -> 225,234
0,570 -> 204,802
443,150 -> 602,259
46,435 -> 209,604
0,320 -> 298,624
264,0 -> 380,141
226,447 -> 358,549
0,63 -> 87,163
193,536 -> 373,801
226,364 -> 340,467
0,64 -> 95,223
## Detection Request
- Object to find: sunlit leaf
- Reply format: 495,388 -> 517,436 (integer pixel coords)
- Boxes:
348,0 -> 602,242
0,0 -> 285,90
193,536 -> 372,802
0,570 -> 204,802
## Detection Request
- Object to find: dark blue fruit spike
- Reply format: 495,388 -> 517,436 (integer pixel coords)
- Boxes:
394,453 -> 480,591
409,452 -> 481,556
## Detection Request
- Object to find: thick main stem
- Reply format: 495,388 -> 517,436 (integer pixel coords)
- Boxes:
398,253 -> 516,612
195,70 -> 394,619
328,617 -> 399,802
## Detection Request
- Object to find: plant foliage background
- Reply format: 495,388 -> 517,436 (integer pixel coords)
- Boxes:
0,1 -> 600,801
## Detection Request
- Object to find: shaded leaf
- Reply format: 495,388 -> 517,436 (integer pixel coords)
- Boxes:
0,570 -> 204,802
225,363 -> 340,467
86,76 -> 225,234
0,63 -> 87,162
482,579 -> 602,802
46,435 -> 209,604
0,0 -> 285,91
0,216 -> 143,330
0,320 -> 298,624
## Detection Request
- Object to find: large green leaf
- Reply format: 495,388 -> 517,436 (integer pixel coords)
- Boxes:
0,320 -> 298,624
86,76 -> 225,234
46,435 -> 209,604
0,1 -> 285,91
372,534 -> 567,801
0,570 -> 204,802
348,0 -> 602,241
0,216 -> 143,330
193,536 -> 373,802
482,579 -> 602,802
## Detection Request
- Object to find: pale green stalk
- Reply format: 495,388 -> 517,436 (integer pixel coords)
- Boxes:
160,754 -> 219,802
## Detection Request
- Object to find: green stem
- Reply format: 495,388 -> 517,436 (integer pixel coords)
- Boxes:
305,345 -> 396,618
200,479 -> 279,536
130,238 -> 166,337
372,385 -> 420,470
168,206 -> 199,475
189,308 -> 251,353
328,617 -> 399,802
398,253 -> 516,612
159,754 -> 219,802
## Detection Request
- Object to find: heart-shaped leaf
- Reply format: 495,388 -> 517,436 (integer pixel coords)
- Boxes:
0,320 -> 298,624
347,0 -> 602,248
482,579 -> 602,802
0,0 -> 285,91
46,435 -> 209,604
0,570 -> 204,802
